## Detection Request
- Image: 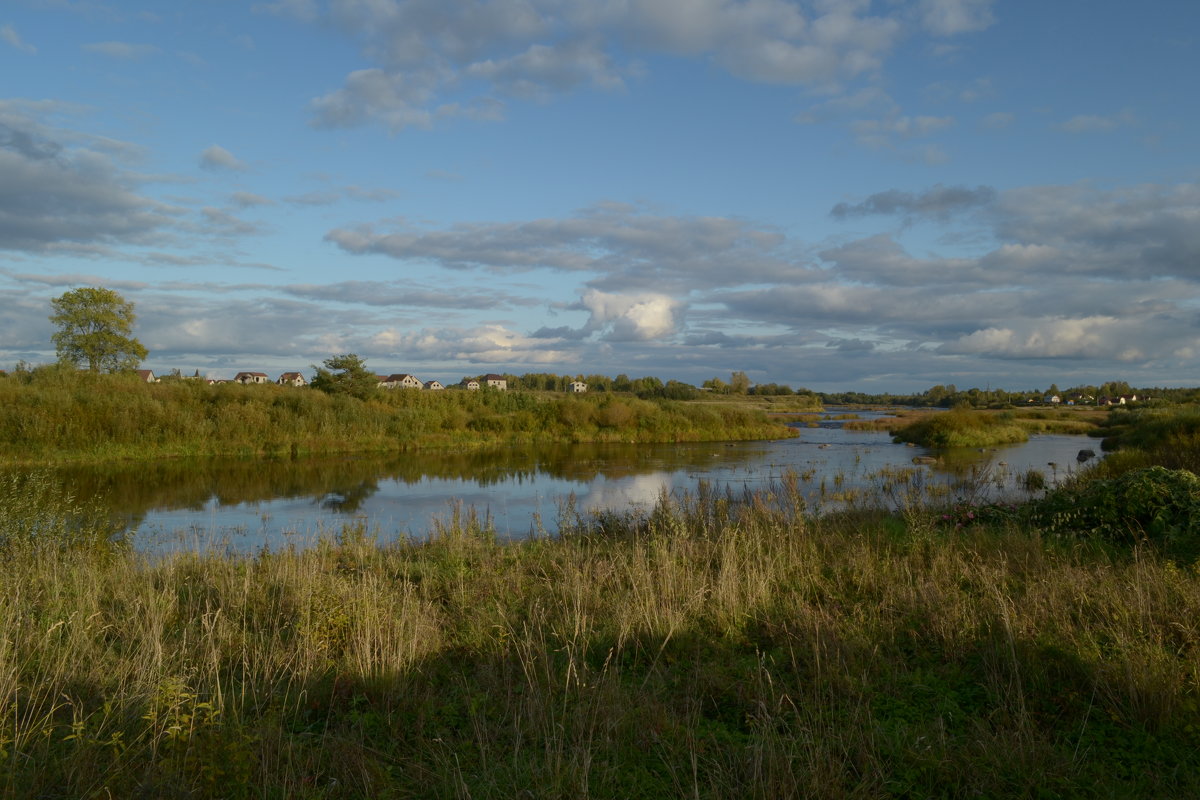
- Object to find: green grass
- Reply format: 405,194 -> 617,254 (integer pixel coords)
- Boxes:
3,470 -> 1200,798
891,408 -> 1030,448
0,369 -> 795,465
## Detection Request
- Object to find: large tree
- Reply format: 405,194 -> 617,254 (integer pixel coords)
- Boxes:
310,353 -> 378,400
49,287 -> 148,372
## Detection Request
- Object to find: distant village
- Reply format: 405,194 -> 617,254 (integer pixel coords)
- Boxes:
130,369 -> 590,394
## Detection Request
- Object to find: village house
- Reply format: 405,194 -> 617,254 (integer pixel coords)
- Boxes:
135,369 -> 157,383
381,373 -> 423,389
277,372 -> 307,387
424,380 -> 445,391
462,379 -> 480,391
234,371 -> 269,385
569,381 -> 587,393
483,373 -> 508,391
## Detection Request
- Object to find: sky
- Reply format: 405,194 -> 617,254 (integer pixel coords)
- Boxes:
2,0 -> 1198,393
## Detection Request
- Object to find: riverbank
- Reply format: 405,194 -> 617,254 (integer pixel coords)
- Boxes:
3,463 -> 1198,797
0,371 -> 795,465
846,406 -> 1108,448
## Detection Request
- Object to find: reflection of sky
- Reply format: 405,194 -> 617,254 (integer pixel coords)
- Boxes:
578,472 -> 675,513
132,417 -> 1101,553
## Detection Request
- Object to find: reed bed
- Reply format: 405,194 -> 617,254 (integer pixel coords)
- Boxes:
2,472 -> 1198,798
0,370 -> 791,465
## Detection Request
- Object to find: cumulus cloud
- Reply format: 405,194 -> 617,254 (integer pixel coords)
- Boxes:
466,38 -> 627,98
199,144 -> 248,172
305,0 -> 999,132
940,316 -> 1158,362
374,323 -> 572,365
581,289 -> 680,341
1,24 -> 37,54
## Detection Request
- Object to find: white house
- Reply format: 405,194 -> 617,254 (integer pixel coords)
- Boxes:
277,371 -> 306,387
424,380 -> 445,390
569,381 -> 587,393
234,371 -> 269,385
483,373 -> 508,391
381,373 -> 423,389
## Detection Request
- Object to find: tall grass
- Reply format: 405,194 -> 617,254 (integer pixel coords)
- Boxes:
892,408 -> 1029,448
0,370 -> 793,464
2,473 -> 1198,797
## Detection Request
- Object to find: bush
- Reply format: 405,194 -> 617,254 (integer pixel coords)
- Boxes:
1031,466 -> 1200,543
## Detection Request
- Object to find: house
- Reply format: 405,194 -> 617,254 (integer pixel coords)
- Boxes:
234,371 -> 270,385
569,381 -> 587,393
1043,394 -> 1061,405
483,373 -> 507,391
134,369 -> 157,383
381,373 -> 423,389
462,379 -> 480,391
277,371 -> 307,387
424,380 -> 445,391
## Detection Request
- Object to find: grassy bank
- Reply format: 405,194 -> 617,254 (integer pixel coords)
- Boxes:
3,465 -> 1200,797
0,369 -> 793,465
888,407 -> 1105,449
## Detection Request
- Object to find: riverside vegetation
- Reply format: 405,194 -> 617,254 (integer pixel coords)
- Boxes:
0,366 -> 793,465
3,394 -> 1200,797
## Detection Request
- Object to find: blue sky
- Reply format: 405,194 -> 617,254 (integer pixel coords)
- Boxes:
2,0 -> 1198,392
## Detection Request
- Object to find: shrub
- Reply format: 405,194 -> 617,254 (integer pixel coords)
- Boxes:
1031,466 -> 1200,544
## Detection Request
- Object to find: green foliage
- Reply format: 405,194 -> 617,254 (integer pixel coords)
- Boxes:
0,370 -> 793,463
309,353 -> 377,400
1032,466 -> 1200,543
49,286 -> 148,372
892,408 -> 1029,448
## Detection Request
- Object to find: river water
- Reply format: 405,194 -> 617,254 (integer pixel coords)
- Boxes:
38,410 -> 1101,552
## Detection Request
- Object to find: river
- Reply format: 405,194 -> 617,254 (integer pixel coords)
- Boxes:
35,410 -> 1101,552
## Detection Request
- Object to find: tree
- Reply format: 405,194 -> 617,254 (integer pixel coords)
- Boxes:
310,354 -> 378,400
729,371 -> 750,395
49,287 -> 148,372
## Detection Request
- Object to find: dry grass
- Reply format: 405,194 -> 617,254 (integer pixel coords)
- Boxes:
2,473 -> 1199,797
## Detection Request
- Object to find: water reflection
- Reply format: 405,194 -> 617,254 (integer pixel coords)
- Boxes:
15,411 -> 1102,551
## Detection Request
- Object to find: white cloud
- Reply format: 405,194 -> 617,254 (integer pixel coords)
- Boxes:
199,144 -> 249,172
307,0 -> 998,131
581,289 -> 680,341
941,316 -> 1159,361
1,24 -> 37,54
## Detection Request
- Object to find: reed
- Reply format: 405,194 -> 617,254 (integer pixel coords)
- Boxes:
0,370 -> 793,465
2,470 -> 1198,797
